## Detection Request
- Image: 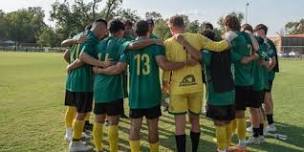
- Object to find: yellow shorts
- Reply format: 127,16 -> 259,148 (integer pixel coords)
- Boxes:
169,92 -> 203,115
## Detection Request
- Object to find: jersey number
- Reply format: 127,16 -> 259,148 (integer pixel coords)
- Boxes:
134,54 -> 150,75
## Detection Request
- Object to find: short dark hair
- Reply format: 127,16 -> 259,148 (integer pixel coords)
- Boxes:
124,20 -> 133,27
94,18 -> 107,26
169,15 -> 185,27
241,24 -> 253,33
135,20 -> 149,36
224,15 -> 241,31
202,22 -> 214,31
146,19 -> 154,26
255,24 -> 268,35
108,19 -> 125,33
201,30 -> 216,41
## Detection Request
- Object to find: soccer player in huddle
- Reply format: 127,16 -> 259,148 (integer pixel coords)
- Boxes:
223,15 -> 260,151
67,19 -> 109,152
254,24 -> 279,133
164,15 -> 237,152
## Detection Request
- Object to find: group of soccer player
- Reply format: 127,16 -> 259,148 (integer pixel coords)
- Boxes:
62,14 -> 279,152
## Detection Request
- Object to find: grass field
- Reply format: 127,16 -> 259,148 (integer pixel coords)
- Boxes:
0,52 -> 303,152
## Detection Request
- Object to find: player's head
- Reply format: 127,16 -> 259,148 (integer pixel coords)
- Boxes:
241,23 -> 254,33
201,22 -> 214,32
146,18 -> 155,34
92,18 -> 108,39
168,15 -> 185,35
124,20 -> 133,33
135,20 -> 149,37
108,19 -> 125,38
224,15 -> 241,32
255,24 -> 268,37
201,30 -> 216,41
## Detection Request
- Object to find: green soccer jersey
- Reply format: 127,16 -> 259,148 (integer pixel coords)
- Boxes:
230,32 -> 254,86
92,36 -> 127,103
124,33 -> 135,41
65,32 -> 94,92
253,37 -> 270,91
150,33 -> 159,39
265,38 -> 276,81
201,50 -> 235,106
120,42 -> 165,109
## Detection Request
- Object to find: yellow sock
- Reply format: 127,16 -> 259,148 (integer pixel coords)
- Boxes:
236,118 -> 246,140
215,125 -> 227,151
85,113 -> 90,121
231,119 -> 237,134
150,142 -> 159,152
93,122 -> 103,151
226,122 -> 232,146
65,106 -> 76,128
72,120 -> 85,140
108,125 -> 119,152
129,140 -> 140,152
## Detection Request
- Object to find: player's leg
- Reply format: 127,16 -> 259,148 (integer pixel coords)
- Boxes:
264,80 -> 276,132
64,90 -> 77,142
188,92 -> 203,152
69,92 -> 93,151
214,121 -> 228,152
93,103 -> 107,152
107,99 -> 124,152
129,116 -> 143,152
169,94 -> 188,152
247,91 -> 262,144
146,105 -> 162,152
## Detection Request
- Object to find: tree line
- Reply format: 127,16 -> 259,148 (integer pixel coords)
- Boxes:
0,0 -> 303,47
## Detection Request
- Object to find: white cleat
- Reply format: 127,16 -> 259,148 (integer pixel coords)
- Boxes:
65,128 -> 73,143
246,136 -> 260,145
69,140 -> 91,152
238,139 -> 247,149
265,124 -> 277,132
258,136 -> 265,143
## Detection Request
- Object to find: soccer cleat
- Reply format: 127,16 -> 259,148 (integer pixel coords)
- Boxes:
246,136 -> 260,145
69,140 -> 91,152
217,149 -> 227,152
246,125 -> 253,132
84,122 -> 93,132
258,136 -> 265,143
238,140 -> 247,150
265,124 -> 277,132
65,128 -> 73,143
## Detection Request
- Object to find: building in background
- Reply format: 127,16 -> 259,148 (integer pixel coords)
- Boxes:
269,34 -> 304,57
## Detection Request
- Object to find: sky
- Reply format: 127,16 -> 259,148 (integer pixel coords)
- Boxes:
1,0 -> 304,35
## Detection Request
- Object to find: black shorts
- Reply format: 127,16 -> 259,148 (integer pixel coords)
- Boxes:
65,90 -> 93,113
129,105 -> 161,119
94,99 -> 124,116
206,104 -> 235,121
265,80 -> 273,92
235,86 -> 255,111
248,90 -> 264,108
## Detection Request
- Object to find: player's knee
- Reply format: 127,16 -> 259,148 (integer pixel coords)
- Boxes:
76,113 -> 86,120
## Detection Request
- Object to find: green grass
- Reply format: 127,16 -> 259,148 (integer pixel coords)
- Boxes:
0,52 -> 303,152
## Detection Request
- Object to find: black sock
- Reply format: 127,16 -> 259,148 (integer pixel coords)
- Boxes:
259,124 -> 264,136
175,134 -> 186,152
266,114 -> 274,125
190,131 -> 200,152
253,128 -> 259,137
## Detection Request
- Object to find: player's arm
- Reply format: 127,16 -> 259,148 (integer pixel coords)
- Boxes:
61,35 -> 87,47
247,32 -> 259,53
174,35 -> 201,61
199,34 -> 232,52
127,39 -> 163,50
66,59 -> 84,72
63,49 -> 70,63
92,62 -> 126,75
79,51 -> 112,68
240,53 -> 259,64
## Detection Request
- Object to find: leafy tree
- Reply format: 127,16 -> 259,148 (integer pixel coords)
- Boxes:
37,27 -> 59,47
285,19 -> 304,34
187,20 -> 200,33
116,8 -> 140,22
145,11 -> 162,21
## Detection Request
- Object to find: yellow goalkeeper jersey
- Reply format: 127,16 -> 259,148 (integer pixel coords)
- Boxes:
163,32 -> 229,95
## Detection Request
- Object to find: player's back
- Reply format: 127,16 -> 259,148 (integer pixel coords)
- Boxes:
126,44 -> 163,109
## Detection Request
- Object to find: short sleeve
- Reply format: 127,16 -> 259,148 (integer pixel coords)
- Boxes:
153,45 -> 166,57
201,50 -> 212,65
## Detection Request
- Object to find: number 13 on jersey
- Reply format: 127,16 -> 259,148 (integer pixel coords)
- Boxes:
134,54 -> 150,75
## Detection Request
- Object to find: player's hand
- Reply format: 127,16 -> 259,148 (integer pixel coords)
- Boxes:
92,66 -> 102,74
99,59 -> 113,68
162,81 -> 170,95
223,31 -> 238,42
240,56 -> 252,64
66,64 -> 73,73
77,35 -> 87,44
174,34 -> 186,45
185,57 -> 198,66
